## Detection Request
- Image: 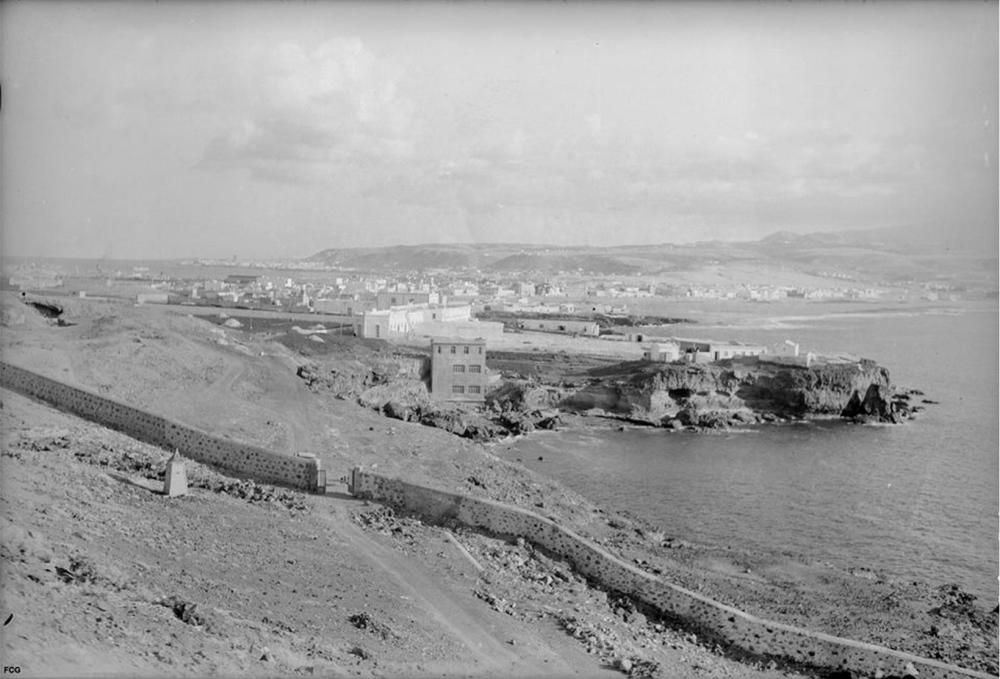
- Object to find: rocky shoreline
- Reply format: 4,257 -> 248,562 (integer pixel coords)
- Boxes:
297,352 -> 929,442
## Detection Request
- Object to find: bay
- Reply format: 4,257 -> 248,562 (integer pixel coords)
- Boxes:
499,303 -> 999,603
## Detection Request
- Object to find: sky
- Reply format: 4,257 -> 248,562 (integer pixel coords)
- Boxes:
1,1 -> 997,259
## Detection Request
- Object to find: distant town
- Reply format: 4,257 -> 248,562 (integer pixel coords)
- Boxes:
4,251 -> 987,320
5,243 -> 992,405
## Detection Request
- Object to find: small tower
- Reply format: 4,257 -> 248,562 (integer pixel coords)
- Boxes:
164,450 -> 187,497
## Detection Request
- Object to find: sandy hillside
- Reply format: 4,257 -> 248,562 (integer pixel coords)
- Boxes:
1,294 -> 810,678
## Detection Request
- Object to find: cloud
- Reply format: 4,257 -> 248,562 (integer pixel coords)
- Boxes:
200,38 -> 414,183
295,111 -> 986,244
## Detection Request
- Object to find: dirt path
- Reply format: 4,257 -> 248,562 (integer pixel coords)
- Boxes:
333,507 -> 519,673
253,354 -> 319,455
324,496 -> 617,678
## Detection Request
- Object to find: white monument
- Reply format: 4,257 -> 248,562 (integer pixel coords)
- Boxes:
164,451 -> 187,497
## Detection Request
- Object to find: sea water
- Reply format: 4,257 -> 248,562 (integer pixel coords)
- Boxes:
499,303 -> 999,603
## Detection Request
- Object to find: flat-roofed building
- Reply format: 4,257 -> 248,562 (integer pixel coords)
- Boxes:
354,304 -> 476,339
354,310 -> 397,339
672,337 -> 767,363
643,341 -> 681,362
430,338 -> 487,402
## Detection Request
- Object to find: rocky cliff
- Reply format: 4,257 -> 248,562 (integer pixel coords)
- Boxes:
558,358 -> 918,429
298,351 -> 923,437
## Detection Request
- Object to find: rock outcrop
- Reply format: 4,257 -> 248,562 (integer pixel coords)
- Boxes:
559,358 -> 916,429
300,353 -> 924,437
840,383 -> 920,423
298,360 -> 556,442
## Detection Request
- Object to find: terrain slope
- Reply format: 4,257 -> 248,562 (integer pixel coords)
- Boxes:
1,294 -> 995,677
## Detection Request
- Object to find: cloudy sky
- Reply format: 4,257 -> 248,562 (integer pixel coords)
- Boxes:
2,1 -> 996,259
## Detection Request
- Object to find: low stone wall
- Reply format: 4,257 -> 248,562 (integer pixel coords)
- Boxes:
346,468 -> 990,679
409,320 -> 506,342
0,361 -> 324,491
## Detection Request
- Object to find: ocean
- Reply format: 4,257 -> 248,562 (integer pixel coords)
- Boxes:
497,303 -> 999,603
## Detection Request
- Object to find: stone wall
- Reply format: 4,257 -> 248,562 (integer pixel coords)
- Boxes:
0,361 -> 324,491
410,320 -> 505,342
346,469 -> 989,679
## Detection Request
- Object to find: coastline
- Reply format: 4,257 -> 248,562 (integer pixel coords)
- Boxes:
2,294 -> 996,676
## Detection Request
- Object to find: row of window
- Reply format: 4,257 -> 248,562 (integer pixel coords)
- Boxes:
436,345 -> 483,355
451,364 -> 482,373
451,385 -> 481,394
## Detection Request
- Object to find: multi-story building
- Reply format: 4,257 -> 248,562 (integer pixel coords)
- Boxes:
430,338 -> 487,402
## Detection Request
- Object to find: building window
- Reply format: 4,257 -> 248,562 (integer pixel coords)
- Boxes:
452,385 -> 465,394
468,385 -> 481,394
464,346 -> 470,354
478,347 -> 483,354
468,365 -> 481,373
437,346 -> 441,353
453,365 -> 466,373
450,346 -> 456,354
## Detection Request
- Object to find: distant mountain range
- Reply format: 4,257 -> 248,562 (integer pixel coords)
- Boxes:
305,225 -> 997,285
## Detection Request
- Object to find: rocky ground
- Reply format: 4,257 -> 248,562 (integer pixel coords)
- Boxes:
559,357 -> 926,428
0,393 -> 806,679
1,293 -> 996,677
